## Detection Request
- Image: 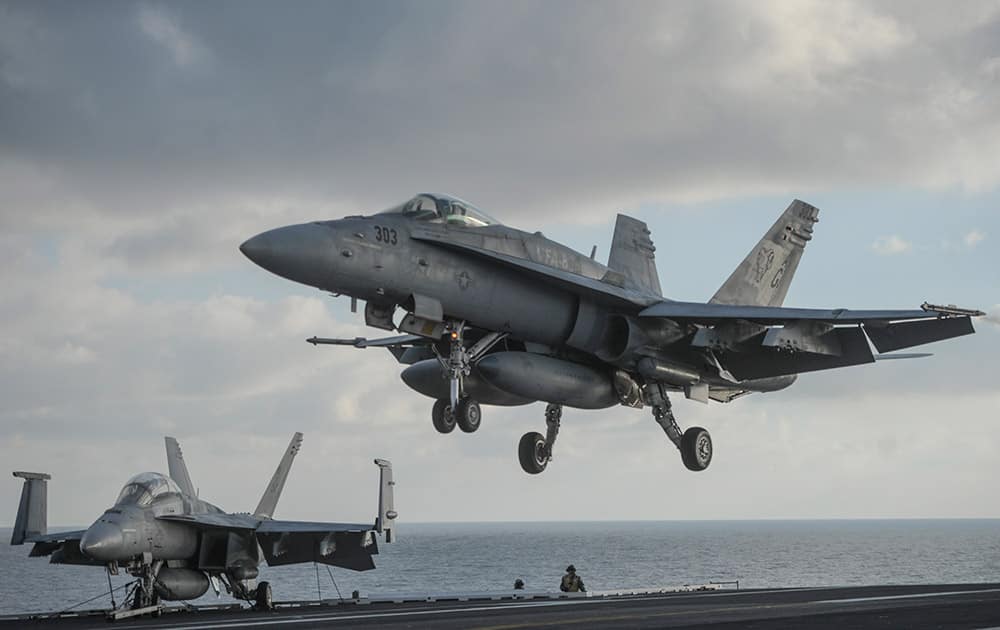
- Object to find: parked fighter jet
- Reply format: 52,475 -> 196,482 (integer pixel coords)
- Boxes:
240,194 -> 983,474
10,434 -> 396,612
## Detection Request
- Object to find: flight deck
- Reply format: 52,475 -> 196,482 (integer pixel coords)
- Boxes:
3,583 -> 999,629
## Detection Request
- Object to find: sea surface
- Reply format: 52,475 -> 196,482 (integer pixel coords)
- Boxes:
1,520 -> 999,616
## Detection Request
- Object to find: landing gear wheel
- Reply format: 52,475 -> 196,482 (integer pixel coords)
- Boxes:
255,581 -> 273,611
455,399 -> 482,433
680,427 -> 712,471
518,431 -> 548,474
432,399 -> 456,434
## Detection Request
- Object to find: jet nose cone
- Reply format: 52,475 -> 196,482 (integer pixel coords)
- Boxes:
240,223 -> 337,289
80,522 -> 124,561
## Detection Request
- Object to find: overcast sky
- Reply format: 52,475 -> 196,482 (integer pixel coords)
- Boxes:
1,0 -> 998,527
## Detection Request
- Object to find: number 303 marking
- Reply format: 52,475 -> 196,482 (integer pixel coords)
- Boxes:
374,226 -> 398,245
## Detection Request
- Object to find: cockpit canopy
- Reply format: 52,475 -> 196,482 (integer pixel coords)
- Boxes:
379,193 -> 500,228
115,472 -> 182,507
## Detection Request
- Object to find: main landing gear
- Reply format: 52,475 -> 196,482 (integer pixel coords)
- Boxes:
518,403 -> 561,474
646,383 -> 712,471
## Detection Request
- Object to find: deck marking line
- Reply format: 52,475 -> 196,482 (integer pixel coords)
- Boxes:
814,588 -> 1000,605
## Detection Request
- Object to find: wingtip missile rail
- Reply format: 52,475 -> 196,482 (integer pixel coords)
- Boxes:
920,302 -> 986,318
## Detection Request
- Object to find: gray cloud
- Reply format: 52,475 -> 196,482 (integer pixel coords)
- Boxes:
2,1 -> 1000,230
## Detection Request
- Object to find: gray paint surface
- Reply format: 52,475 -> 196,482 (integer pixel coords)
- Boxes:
10,436 -> 394,605
241,194 -> 983,475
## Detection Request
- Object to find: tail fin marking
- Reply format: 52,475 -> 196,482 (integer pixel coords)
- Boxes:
710,199 -> 819,307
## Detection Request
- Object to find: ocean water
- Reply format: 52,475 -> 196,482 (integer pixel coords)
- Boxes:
1,520 -> 999,616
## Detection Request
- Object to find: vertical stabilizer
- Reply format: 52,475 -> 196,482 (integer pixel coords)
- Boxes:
165,437 -> 197,497
608,214 -> 662,297
11,471 -> 50,545
254,432 -> 303,519
373,459 -> 396,543
710,200 -> 819,307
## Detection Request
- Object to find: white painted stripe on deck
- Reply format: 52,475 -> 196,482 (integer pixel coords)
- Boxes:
815,587 -> 1000,605
112,599 -> 607,630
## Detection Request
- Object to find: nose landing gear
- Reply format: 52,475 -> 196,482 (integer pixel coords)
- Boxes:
429,322 -> 503,436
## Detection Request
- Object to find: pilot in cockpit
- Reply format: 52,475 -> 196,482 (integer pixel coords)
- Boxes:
384,193 -> 499,228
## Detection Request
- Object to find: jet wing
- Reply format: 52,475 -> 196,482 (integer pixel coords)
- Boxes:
639,300 -> 958,325
23,529 -> 86,544
255,520 -> 379,571
638,301 -> 980,381
408,228 -> 658,308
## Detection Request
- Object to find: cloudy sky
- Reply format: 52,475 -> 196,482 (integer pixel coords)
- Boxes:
1,0 -> 998,527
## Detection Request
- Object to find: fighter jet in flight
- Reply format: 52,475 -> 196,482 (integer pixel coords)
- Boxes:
240,194 -> 983,475
11,434 -> 396,613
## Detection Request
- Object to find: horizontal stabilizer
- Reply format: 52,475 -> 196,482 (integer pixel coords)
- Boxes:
865,317 -> 975,353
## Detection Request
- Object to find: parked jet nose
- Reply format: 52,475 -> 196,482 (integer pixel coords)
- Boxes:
80,521 -> 124,561
240,223 -> 336,289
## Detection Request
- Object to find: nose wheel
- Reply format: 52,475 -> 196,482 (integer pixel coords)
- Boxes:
432,398 -> 482,433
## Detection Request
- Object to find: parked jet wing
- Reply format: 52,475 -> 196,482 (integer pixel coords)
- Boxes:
21,530 -> 104,565
256,520 -> 379,570
22,528 -> 86,544
408,229 -> 658,308
256,519 -> 375,533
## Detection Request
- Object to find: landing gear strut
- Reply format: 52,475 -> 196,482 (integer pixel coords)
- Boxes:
518,404 -> 561,474
120,558 -> 162,615
430,322 -> 502,436
646,383 -> 712,471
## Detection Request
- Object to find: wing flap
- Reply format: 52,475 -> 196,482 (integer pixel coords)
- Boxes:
721,327 -> 875,380
865,316 -> 975,353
